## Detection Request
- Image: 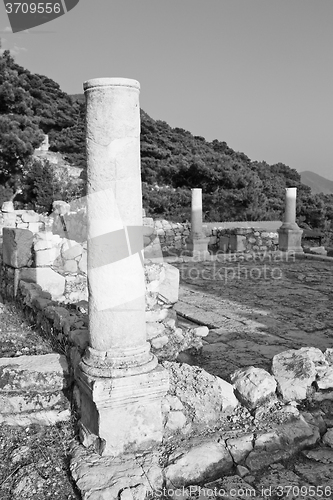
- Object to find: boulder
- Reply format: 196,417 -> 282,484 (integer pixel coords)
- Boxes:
246,415 -> 320,471
230,366 -> 277,409
271,348 -> 323,401
322,429 -> 333,447
164,439 -> 233,487
226,433 -> 254,464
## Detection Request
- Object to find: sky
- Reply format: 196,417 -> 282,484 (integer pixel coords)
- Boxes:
1,0 -> 333,180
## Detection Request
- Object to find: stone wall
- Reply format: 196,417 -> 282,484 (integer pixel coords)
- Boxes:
0,209 -> 48,233
143,217 -> 191,257
0,203 -> 283,257
216,227 -> 279,253
143,218 -> 282,255
0,224 -> 207,362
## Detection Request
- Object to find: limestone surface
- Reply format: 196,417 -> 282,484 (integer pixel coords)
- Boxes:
272,347 -> 327,401
230,366 -> 277,409
0,353 -> 70,391
2,228 -> 33,268
164,439 -> 233,487
20,267 -> 66,299
163,361 -> 238,428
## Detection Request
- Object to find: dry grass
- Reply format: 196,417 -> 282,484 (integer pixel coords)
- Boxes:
0,421 -> 81,499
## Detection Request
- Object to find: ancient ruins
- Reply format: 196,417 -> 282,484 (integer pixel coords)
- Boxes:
0,78 -> 333,499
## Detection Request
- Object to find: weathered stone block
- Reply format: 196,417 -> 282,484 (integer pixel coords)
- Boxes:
271,348 -> 319,401
219,236 -> 230,252
229,234 -> 246,253
21,211 -> 40,223
2,228 -> 33,268
63,259 -> 78,273
146,322 -> 166,340
163,361 -> 238,425
28,222 -> 44,233
77,365 -> 169,456
34,232 -> 62,251
226,433 -> 254,463
151,335 -> 169,349
230,366 -> 277,409
159,263 -> 179,304
61,239 -> 83,259
0,353 -> 70,392
165,410 -> 187,431
78,251 -> 87,274
164,439 -> 233,487
20,267 -> 66,299
278,227 -> 303,253
35,247 -> 61,266
2,201 -> 15,213
70,445 -> 162,499
0,391 -> 68,414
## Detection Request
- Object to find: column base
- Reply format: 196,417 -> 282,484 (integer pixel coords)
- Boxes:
76,363 -> 169,456
80,343 -> 156,378
185,237 -> 211,260
278,225 -> 304,253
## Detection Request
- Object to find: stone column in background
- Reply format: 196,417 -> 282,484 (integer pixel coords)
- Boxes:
186,188 -> 210,259
77,77 -> 168,456
278,187 -> 303,252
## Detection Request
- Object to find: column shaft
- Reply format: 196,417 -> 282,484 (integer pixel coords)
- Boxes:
278,186 -> 303,252
191,188 -> 203,238
82,78 -> 151,374
284,187 -> 297,226
76,78 -> 169,456
186,188 -> 210,259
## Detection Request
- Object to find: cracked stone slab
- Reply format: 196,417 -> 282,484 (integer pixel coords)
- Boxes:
70,443 -> 162,498
0,390 -> 69,414
164,439 -> 233,488
302,447 -> 333,464
0,409 -> 70,426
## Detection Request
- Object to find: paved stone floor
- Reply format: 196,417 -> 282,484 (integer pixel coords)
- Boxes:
173,255 -> 333,381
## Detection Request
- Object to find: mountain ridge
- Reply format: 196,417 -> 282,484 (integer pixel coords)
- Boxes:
300,170 -> 333,195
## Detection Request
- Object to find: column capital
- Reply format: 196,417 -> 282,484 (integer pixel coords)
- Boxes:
84,78 -> 140,92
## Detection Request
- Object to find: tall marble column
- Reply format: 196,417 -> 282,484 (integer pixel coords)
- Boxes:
278,187 -> 303,252
77,78 -> 168,456
186,188 -> 210,259
284,187 -> 297,227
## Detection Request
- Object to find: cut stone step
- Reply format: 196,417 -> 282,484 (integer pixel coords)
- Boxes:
0,390 -> 69,414
0,408 -> 71,426
0,353 -> 70,392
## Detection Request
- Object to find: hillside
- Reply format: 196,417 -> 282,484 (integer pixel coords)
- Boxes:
1,50 -> 333,230
300,171 -> 333,195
